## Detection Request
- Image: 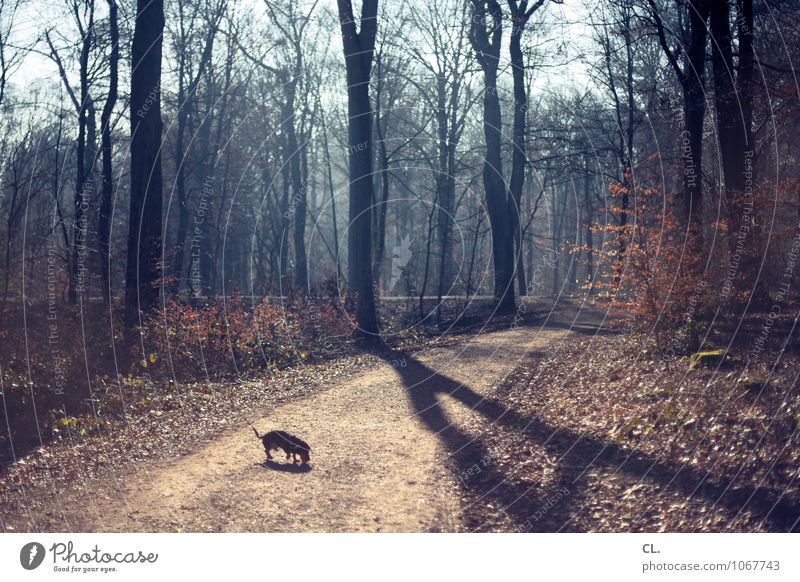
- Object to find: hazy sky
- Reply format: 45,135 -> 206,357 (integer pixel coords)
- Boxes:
7,0 -> 599,109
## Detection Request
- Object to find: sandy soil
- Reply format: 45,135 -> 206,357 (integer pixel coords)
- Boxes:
12,308 -> 583,532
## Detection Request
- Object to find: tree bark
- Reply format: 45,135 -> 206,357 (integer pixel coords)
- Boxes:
469,0 -> 515,314
372,52 -> 390,288
337,0 -> 380,337
582,155 -> 595,294
434,73 -> 452,317
507,0 -> 544,297
709,0 -> 765,306
99,0 -> 119,305
319,104 -> 341,279
648,0 -> 709,254
683,1 -> 708,243
286,74 -> 308,292
69,5 -> 96,304
125,0 -> 165,326
600,7 -> 634,286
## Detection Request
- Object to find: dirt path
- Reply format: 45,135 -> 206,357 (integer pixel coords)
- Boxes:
16,308 -> 588,532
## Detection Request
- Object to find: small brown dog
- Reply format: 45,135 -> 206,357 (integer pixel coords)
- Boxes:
252,427 -> 311,464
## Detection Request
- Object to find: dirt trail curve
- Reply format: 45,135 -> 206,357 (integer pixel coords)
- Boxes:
19,307 -> 601,532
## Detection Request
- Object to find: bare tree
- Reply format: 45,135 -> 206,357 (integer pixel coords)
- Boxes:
469,0 -> 515,313
168,0 -> 224,296
0,0 -> 28,109
709,0 -> 767,305
337,0 -> 380,336
593,0 -> 651,284
45,1 -> 99,304
645,0 -> 708,251
126,0 -> 165,326
98,0 -> 119,304
265,0 -> 320,293
405,1 -> 476,319
507,0 -> 549,296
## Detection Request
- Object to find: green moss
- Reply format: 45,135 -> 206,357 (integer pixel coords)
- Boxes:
688,349 -> 727,371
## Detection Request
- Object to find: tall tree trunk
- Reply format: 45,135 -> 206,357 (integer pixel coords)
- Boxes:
170,10 -> 190,297
70,10 -> 95,305
419,203 -> 436,321
337,0 -> 380,337
278,142 -> 290,288
53,108 -> 71,268
373,129 -> 389,286
709,1 -> 741,216
552,182 -> 567,296
582,155 -> 595,294
649,0 -> 708,251
70,101 -> 86,305
169,3 -> 219,295
470,0 -> 515,314
125,0 -> 165,326
621,19 -> 635,276
99,0 -> 119,305
709,0 -> 764,306
209,43 -> 235,297
320,104 -> 341,279
435,73 -> 451,320
737,0 -> 754,151
507,0 -> 544,298
683,0 -> 708,247
285,75 -> 308,292
372,55 -> 390,287
601,12 -> 633,286
197,69 -> 215,299
567,196 -> 578,293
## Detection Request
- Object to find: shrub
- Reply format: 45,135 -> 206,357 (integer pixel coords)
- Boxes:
138,292 -> 354,381
590,174 -> 714,346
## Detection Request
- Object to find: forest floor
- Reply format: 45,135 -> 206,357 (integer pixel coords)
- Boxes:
1,300 -> 799,532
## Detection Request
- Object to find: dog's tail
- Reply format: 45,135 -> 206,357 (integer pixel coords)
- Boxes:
251,426 -> 261,439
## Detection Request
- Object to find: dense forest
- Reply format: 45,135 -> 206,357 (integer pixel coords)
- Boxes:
2,0 -> 800,533
2,0 -> 798,326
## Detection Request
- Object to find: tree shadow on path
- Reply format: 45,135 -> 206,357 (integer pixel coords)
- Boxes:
376,345 -> 800,532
